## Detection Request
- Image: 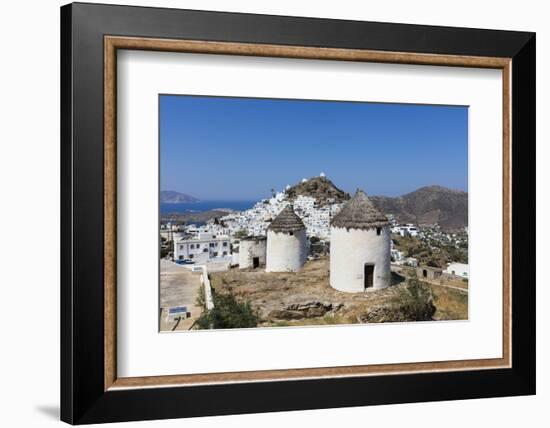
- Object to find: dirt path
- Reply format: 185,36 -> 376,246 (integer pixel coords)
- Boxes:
159,259 -> 203,331
391,264 -> 468,293
422,280 -> 468,293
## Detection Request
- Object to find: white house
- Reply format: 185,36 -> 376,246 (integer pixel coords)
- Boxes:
330,190 -> 391,292
405,257 -> 419,268
391,248 -> 405,262
444,262 -> 469,278
391,224 -> 419,237
265,205 -> 307,272
173,232 -> 231,264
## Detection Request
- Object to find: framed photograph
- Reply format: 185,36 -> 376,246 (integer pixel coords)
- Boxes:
61,2 -> 535,424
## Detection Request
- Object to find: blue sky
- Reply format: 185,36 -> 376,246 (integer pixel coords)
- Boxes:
160,95 -> 468,200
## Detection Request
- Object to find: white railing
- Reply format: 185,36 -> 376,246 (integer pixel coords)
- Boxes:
198,265 -> 215,310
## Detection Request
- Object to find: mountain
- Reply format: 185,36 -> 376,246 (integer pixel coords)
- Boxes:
369,185 -> 468,230
285,176 -> 350,206
160,190 -> 199,203
284,178 -> 466,229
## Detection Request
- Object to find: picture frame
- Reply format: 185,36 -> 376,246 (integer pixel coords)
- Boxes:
61,2 -> 535,424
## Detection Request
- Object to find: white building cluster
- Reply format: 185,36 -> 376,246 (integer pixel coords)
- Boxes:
415,224 -> 468,250
220,193 -> 343,240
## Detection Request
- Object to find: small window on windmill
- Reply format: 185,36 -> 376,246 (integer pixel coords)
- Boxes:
376,227 -> 381,236
289,231 -> 294,236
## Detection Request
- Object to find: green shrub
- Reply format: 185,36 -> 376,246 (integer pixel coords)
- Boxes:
195,285 -> 205,308
233,230 -> 248,239
160,240 -> 173,258
391,279 -> 436,321
195,290 -> 259,329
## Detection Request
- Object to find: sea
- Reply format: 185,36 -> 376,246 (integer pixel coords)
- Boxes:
160,200 -> 256,214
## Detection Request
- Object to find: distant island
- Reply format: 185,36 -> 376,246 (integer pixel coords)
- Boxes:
160,190 -> 199,203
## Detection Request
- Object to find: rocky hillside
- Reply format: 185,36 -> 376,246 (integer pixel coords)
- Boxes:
370,185 -> 468,230
285,176 -> 350,206
284,178 -> 466,229
160,190 -> 199,203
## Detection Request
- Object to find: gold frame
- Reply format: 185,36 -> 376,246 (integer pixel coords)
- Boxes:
104,36 -> 512,391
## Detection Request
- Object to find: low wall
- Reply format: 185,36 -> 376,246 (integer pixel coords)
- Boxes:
199,266 -> 215,310
206,260 -> 231,272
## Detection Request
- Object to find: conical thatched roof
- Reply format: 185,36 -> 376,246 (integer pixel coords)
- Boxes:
331,189 -> 389,230
242,235 -> 267,242
268,204 -> 305,233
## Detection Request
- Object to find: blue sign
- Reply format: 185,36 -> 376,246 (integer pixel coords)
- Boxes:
169,306 -> 187,314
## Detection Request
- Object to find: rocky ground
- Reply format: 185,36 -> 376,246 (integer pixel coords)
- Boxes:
209,257 -> 465,327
